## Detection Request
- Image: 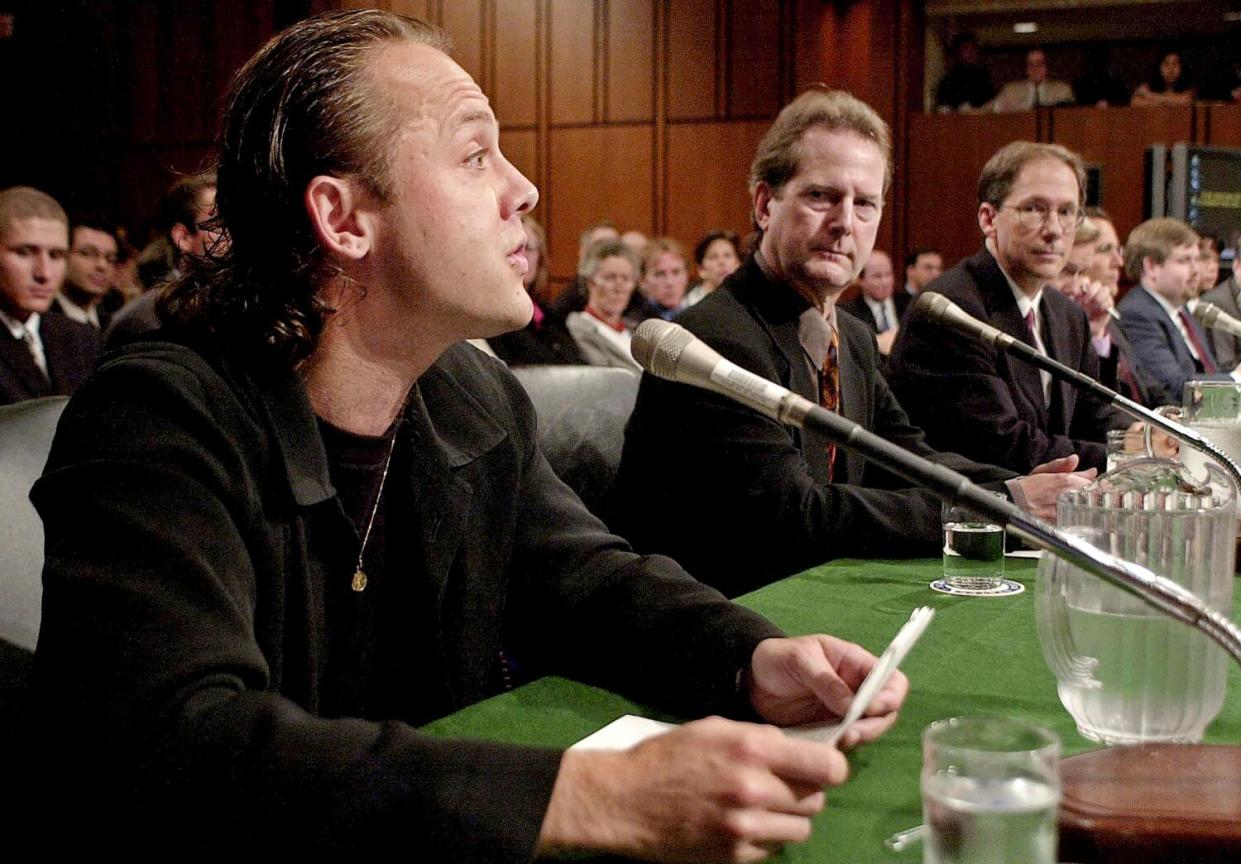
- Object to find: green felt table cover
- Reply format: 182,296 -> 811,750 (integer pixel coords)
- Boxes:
422,557 -> 1241,863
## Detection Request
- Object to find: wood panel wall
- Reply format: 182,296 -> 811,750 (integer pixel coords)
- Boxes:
2,0 -> 917,290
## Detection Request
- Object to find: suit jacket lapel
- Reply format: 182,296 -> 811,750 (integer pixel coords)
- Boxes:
836,327 -> 867,483
0,329 -> 52,399
974,252 -> 1049,426
1040,296 -> 1075,433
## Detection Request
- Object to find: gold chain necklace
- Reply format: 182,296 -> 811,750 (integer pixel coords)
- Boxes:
351,423 -> 400,592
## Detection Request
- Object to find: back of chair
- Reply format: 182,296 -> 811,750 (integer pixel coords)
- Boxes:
0,395 -> 66,652
511,365 -> 640,522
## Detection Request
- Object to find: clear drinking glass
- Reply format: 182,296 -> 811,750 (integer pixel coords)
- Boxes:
1179,380 -> 1241,485
1036,459 -> 1236,744
941,495 -> 1005,590
921,716 -> 1061,864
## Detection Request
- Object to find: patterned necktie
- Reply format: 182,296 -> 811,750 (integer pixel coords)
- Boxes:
1179,308 -> 1218,373
1024,309 -> 1037,340
819,327 -> 840,482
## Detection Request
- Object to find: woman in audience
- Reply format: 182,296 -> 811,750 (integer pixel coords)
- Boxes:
632,237 -> 691,323
1085,207 -> 1125,298
684,229 -> 742,307
487,215 -> 584,366
566,238 -> 643,371
1132,51 -> 1193,106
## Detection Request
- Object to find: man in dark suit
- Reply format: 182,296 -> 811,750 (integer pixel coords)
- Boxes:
613,91 -> 1092,596
890,142 -> 1120,474
839,249 -> 909,372
1201,251 -> 1241,369
0,187 -> 99,406
1117,218 -> 1237,407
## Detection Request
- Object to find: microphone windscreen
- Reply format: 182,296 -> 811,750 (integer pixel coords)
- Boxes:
632,319 -> 694,379
912,290 -> 952,322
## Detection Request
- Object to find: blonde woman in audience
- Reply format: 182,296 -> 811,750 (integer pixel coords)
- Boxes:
633,236 -> 691,323
1085,207 -> 1125,298
566,238 -> 642,371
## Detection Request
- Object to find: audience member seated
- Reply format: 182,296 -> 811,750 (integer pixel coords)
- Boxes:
1119,218 -> 1236,406
891,142 -> 1120,473
934,33 -> 995,113
1203,243 -> 1241,368
1072,50 -> 1130,107
1083,207 -> 1125,299
566,238 -> 642,371
990,49 -> 1074,112
51,214 -> 123,331
1053,217 -> 1160,406
839,249 -> 906,365
0,187 -> 99,406
684,229 -> 741,307
902,246 -> 943,299
545,220 -> 619,322
1132,51 -> 1193,106
1197,233 -> 1223,294
614,91 -> 1091,596
109,171 -> 223,346
630,237 -> 690,323
487,215 -> 583,366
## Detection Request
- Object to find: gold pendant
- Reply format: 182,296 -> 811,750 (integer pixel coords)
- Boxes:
351,568 -> 368,592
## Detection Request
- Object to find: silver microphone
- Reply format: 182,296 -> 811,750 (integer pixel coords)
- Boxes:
631,318 -> 818,428
912,292 -> 1018,349
1193,301 -> 1241,339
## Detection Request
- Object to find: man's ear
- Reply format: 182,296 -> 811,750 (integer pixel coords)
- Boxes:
305,176 -> 372,261
753,182 -> 776,233
978,202 -> 998,241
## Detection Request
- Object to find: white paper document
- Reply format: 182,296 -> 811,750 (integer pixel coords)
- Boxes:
570,606 -> 935,751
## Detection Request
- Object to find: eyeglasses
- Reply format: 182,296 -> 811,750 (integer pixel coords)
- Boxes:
71,246 -> 119,266
1000,203 -> 1085,231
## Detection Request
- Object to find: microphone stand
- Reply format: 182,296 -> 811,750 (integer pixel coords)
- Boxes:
937,307 -> 1241,494
778,396 -> 1241,667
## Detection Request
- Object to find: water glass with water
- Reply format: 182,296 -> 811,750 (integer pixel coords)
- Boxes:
921,716 -> 1061,864
941,495 -> 1005,590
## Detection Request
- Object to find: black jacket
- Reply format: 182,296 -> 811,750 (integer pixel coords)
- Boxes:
31,336 -> 779,859
0,312 -> 99,405
612,257 -> 1015,597
889,248 -> 1119,473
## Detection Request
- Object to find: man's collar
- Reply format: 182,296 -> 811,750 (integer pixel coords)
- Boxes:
0,307 -> 38,339
1141,283 -> 1183,319
984,241 -> 1044,313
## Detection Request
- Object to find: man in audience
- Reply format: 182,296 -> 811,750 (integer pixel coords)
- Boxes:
1117,218 -> 1238,406
614,90 -> 1092,596
0,186 -> 99,405
903,246 -> 942,298
934,33 -> 994,113
1202,240 -> 1241,368
52,214 -> 120,331
32,12 -> 907,860
840,249 -> 905,363
890,141 -> 1120,473
991,49 -> 1074,112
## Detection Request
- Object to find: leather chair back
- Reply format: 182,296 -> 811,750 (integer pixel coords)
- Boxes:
511,365 -> 640,522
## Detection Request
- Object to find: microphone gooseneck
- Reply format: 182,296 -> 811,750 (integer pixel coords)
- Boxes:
912,291 -> 1241,494
630,318 -> 1241,667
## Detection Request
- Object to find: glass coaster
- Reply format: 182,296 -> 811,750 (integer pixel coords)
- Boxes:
929,578 -> 1025,597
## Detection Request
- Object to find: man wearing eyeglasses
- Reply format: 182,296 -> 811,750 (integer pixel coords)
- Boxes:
52,215 -> 121,331
890,141 -> 1121,474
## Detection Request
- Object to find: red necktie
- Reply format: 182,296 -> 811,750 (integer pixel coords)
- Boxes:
819,328 -> 840,482
1024,309 -> 1037,341
1179,308 -> 1218,373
